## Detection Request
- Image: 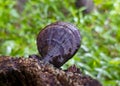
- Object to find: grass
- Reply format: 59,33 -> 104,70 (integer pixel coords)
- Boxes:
0,0 -> 120,86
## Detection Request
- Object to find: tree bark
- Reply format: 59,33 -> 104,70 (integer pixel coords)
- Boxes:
0,56 -> 102,86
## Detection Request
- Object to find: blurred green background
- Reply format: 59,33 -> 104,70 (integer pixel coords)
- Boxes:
0,0 -> 120,86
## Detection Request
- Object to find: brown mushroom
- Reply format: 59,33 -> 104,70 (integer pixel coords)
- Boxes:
37,22 -> 81,68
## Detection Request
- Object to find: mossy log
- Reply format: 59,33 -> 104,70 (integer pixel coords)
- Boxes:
0,56 -> 102,86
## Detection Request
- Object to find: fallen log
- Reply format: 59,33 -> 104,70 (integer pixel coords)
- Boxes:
0,56 -> 102,86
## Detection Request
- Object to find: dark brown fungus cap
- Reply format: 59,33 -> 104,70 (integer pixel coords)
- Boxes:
37,22 -> 81,68
75,0 -> 94,14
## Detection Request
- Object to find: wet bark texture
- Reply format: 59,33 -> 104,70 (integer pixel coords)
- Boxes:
0,56 -> 102,86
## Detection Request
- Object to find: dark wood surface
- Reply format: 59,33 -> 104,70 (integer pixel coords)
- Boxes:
0,56 -> 102,86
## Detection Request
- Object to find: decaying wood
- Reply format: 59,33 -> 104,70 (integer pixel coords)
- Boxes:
0,56 -> 102,86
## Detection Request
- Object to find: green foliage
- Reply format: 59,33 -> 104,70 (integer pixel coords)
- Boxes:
0,0 -> 120,85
